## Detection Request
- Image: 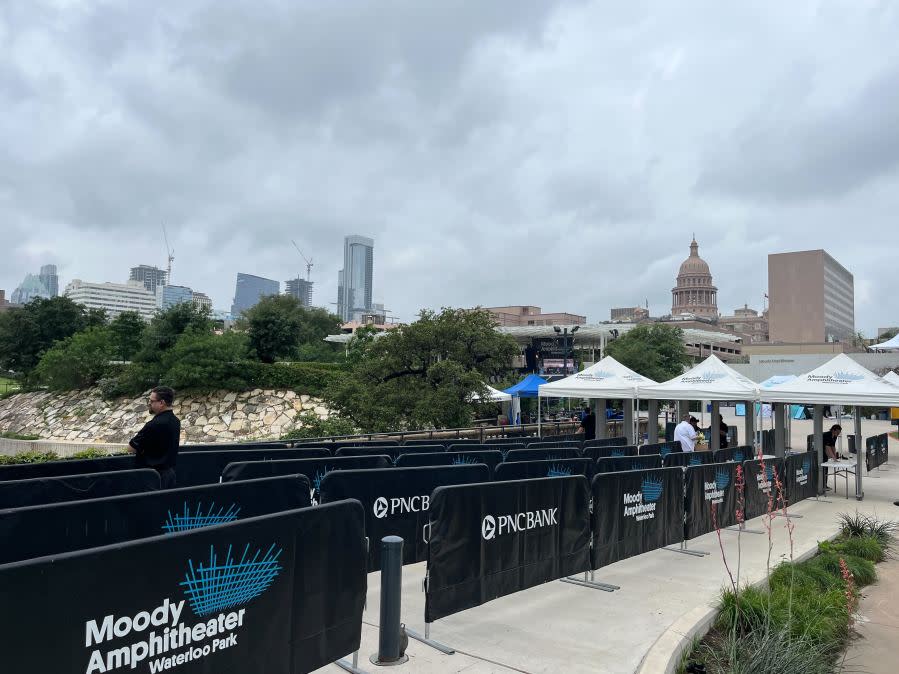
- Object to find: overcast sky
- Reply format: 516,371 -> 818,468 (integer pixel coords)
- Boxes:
3,1 -> 898,333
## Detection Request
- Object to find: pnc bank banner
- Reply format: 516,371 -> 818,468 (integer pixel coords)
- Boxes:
0,469 -> 160,510
319,465 -> 489,571
0,501 -> 367,674
424,476 -> 590,623
591,467 -> 684,568
684,463 -> 738,540
0,476 -> 311,566
742,457 -> 785,521
784,452 -> 818,504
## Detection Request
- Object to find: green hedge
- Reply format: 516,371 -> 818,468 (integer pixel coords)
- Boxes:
0,449 -> 128,465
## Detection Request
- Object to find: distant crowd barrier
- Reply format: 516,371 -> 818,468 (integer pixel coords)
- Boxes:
583,437 -> 628,449
784,451 -> 818,504
639,441 -> 681,457
320,465 -> 490,571
176,448 -> 330,486
504,447 -> 582,462
664,452 -> 714,469
582,445 -> 638,461
595,454 -> 662,474
395,450 -> 504,473
0,500 -> 367,674
683,463 -> 738,540
742,457 -> 785,520
866,434 -> 890,471
713,446 -> 751,464
494,458 -> 594,482
0,455 -> 138,481
0,469 -> 159,509
0,475 -> 311,565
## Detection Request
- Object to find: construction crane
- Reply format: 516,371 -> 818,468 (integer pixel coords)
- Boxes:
162,224 -> 175,283
291,240 -> 314,282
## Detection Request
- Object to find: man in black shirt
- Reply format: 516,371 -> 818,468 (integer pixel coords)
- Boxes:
580,406 -> 597,441
821,424 -> 842,491
129,386 -> 181,489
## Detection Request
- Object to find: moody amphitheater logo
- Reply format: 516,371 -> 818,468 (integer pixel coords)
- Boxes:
83,543 -> 282,673
796,459 -> 811,486
373,495 -> 430,519
481,508 -> 559,540
546,464 -> 572,477
162,502 -> 241,534
622,477 -> 663,522
704,469 -> 729,505
576,369 -> 614,381
808,371 -> 865,385
681,371 -> 727,384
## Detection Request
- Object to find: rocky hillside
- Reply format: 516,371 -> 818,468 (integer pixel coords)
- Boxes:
0,389 -> 331,444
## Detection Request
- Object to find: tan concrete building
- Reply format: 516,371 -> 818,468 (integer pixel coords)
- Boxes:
768,249 -> 854,344
485,305 -> 586,327
719,304 -> 769,343
610,306 -> 650,322
671,238 -> 718,319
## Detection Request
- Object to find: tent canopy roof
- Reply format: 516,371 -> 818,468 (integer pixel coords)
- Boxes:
538,355 -> 656,399
473,385 -> 512,402
760,375 -> 796,389
884,371 -> 899,387
639,354 -> 760,401
503,374 -> 548,398
763,353 -> 899,407
869,333 -> 899,351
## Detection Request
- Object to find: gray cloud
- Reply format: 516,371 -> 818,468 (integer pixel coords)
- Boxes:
2,0 -> 898,334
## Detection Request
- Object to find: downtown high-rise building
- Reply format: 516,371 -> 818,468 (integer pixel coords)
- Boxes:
231,273 -> 279,317
129,265 -> 168,295
336,235 -> 374,322
155,284 -> 194,311
64,279 -> 157,320
39,264 -> 59,297
285,277 -> 314,307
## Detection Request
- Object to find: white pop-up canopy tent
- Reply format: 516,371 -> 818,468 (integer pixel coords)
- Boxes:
763,354 -> 899,407
638,354 -> 760,401
869,333 -> 899,351
884,371 -> 899,387
472,385 -> 512,403
537,355 -> 656,399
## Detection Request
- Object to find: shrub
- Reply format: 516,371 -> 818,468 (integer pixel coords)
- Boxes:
280,411 -> 357,440
837,512 -> 896,554
0,451 -> 60,465
0,431 -> 41,440
70,448 -> 125,459
810,552 -> 876,586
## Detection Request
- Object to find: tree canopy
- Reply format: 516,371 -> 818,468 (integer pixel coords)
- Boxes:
603,323 -> 691,382
324,308 -> 518,432
239,295 -> 342,363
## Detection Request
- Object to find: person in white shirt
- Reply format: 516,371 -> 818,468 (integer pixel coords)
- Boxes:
673,415 -> 698,452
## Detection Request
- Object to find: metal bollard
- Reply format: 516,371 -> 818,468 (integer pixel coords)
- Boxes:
370,536 -> 408,666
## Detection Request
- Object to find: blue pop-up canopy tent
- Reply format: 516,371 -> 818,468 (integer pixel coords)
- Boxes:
503,374 -> 548,398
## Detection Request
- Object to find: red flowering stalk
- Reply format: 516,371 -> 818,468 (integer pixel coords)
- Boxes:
839,557 -> 857,623
712,502 -> 737,595
735,465 -> 745,525
773,468 -> 794,561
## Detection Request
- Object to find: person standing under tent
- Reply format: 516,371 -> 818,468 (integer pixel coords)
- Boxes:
579,406 -> 597,440
674,414 -> 698,452
821,424 -> 842,491
718,414 -> 730,449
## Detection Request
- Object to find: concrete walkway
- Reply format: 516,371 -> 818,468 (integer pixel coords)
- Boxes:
841,541 -> 899,674
315,419 -> 898,674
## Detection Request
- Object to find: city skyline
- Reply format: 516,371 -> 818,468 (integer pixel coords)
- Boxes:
3,3 -> 899,333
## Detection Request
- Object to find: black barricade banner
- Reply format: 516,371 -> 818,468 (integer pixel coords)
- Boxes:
591,467 -> 684,568
406,438 -> 479,446
742,457 -> 785,521
0,501 -> 367,674
495,458 -> 594,482
179,442 -> 291,451
320,465 -> 490,571
784,452 -> 817,504
504,447 -> 582,463
595,454 -> 662,474
177,448 -> 330,486
639,441 -> 681,457
0,455 -> 138,481
220,455 -> 392,503
876,434 -> 889,469
582,445 -> 638,462
0,469 -> 160,510
0,475 -> 311,565
333,446 -> 406,459
452,443 -> 525,453
684,463 -> 737,540
424,475 -> 590,623
866,436 -> 877,472
526,441 -> 583,449
664,452 -> 714,469
395,450 -> 504,474
583,437 -> 628,448
713,446 -> 752,464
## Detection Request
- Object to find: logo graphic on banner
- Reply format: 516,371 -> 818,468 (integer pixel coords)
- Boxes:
311,467 -> 333,504
547,464 -> 572,477
452,455 -> 479,466
162,502 -> 241,533
642,477 -> 663,503
481,508 -> 558,540
733,450 -> 745,462
689,455 -> 703,466
808,371 -> 865,384
796,459 -> 810,486
681,371 -> 727,384
181,543 -> 283,617
715,469 -> 731,489
704,470 -> 728,505
611,449 -> 625,458
373,494 -> 430,518
755,463 -> 776,494
622,477 -> 662,521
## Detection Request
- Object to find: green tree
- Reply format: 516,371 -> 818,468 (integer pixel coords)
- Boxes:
34,326 -> 115,390
241,295 -> 342,363
878,327 -> 898,341
160,331 -> 249,390
604,323 -> 690,381
0,296 -> 95,374
109,311 -> 146,361
136,303 -> 213,363
325,308 -> 518,432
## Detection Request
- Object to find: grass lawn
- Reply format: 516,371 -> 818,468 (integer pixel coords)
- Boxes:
0,376 -> 21,394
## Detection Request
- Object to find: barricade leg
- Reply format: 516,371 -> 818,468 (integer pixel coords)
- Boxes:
336,536 -> 371,673
725,521 -> 765,535
406,623 -> 455,655
560,570 -> 620,592
663,540 -> 709,557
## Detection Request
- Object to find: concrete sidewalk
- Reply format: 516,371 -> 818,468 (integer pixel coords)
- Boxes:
840,541 -> 899,674
315,421 -> 899,674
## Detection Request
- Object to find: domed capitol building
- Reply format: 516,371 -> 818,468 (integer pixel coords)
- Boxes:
671,237 -> 718,319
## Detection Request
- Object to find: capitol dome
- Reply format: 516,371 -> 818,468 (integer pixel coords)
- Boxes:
671,238 -> 718,319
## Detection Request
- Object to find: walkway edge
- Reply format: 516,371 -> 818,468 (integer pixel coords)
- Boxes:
634,527 -> 838,674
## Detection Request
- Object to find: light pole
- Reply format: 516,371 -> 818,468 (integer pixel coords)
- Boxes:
553,325 -> 580,375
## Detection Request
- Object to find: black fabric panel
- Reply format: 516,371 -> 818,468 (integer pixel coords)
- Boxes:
639,441 -> 682,457
591,467 -> 684,568
320,465 -> 490,571
393,450 -> 504,476
582,437 -> 628,448
179,441 -> 291,451
742,457 -> 785,521
448,443 -> 525,453
713,446 -> 752,464
0,501 -> 367,674
582,445 -> 638,462
684,463 -> 738,540
504,447 -> 582,462
404,438 -> 479,446
525,441 -> 582,449
495,459 -> 594,482
0,455 -> 138,481
784,452 -> 818,504
595,455 -> 662,474
0,475 -> 311,565
0,469 -> 160,509
664,452 -> 715,469
177,448 -> 330,486
424,476 -> 591,622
